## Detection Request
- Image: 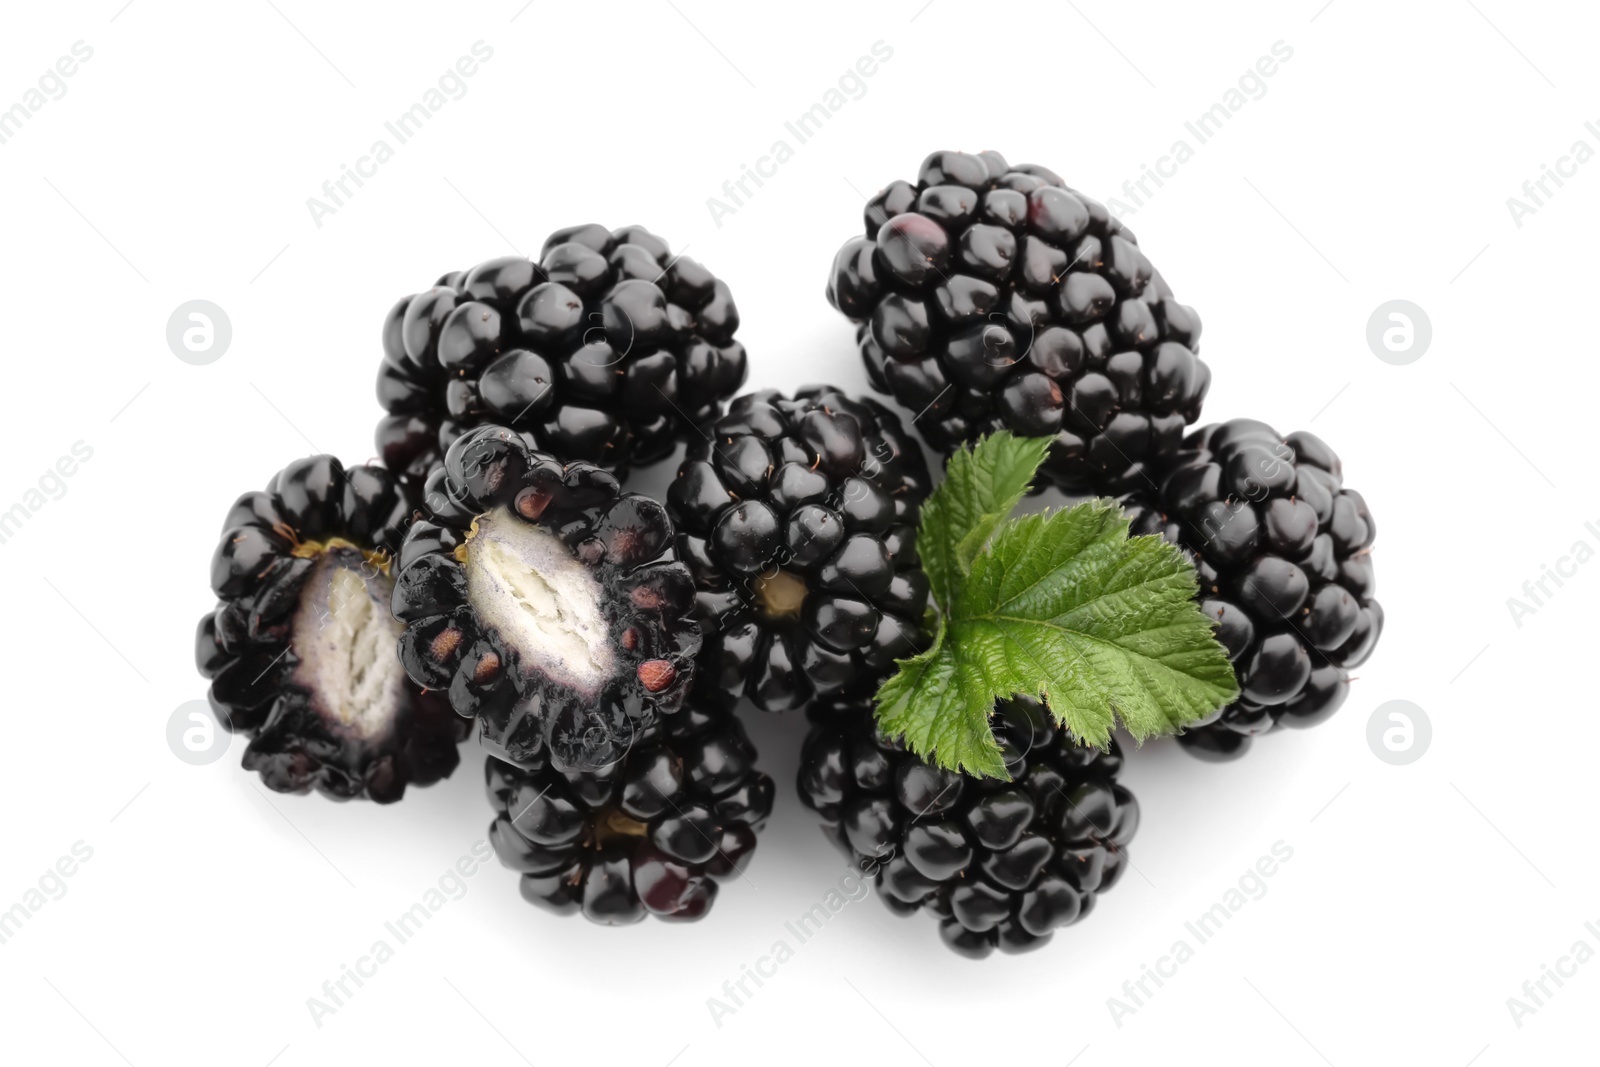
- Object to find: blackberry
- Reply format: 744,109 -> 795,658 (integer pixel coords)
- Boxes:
392,426 -> 701,772
826,149 -> 1209,493
484,694 -> 772,924
195,456 -> 468,802
1121,419 -> 1382,761
667,388 -> 931,713
375,225 -> 747,482
797,695 -> 1138,959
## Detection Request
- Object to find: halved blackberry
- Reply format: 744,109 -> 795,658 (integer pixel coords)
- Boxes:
195,456 -> 468,802
798,695 -> 1138,958
826,149 -> 1209,493
1120,419 -> 1382,761
667,388 -> 931,713
484,694 -> 771,924
375,225 -> 747,481
392,426 -> 701,772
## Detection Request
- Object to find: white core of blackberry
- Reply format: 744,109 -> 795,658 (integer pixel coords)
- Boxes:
465,506 -> 614,693
291,550 -> 406,739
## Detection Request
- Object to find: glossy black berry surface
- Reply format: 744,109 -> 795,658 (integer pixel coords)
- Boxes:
392,427 -> 701,772
668,388 -> 931,713
376,225 -> 747,481
1120,419 -> 1382,760
797,695 -> 1137,958
485,694 -> 771,925
195,456 -> 468,802
827,149 -> 1209,493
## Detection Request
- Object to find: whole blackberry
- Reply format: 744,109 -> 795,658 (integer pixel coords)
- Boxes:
667,388 -> 931,713
827,149 -> 1209,493
798,695 -> 1138,959
375,225 -> 747,481
1121,419 -> 1382,761
485,694 -> 772,924
392,426 -> 701,772
195,456 -> 468,802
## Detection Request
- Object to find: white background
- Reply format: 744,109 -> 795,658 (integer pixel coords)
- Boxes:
0,1 -> 1595,1063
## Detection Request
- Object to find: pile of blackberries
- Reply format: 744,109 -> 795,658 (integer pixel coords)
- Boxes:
194,152 -> 1380,951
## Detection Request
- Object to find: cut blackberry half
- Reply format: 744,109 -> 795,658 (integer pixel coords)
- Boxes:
826,149 -> 1209,493
375,225 -> 747,482
798,695 -> 1138,958
195,456 -> 468,803
667,388 -> 931,713
484,694 -> 772,924
392,426 -> 701,772
1120,419 -> 1382,761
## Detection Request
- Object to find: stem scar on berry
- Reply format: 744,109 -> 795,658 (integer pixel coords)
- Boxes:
754,570 -> 807,620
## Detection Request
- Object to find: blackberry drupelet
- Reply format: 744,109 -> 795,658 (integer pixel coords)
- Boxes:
1121,419 -> 1382,761
485,694 -> 772,924
392,426 -> 701,772
375,225 -> 747,482
798,695 -> 1138,958
826,149 -> 1209,492
195,456 -> 468,802
667,388 -> 931,713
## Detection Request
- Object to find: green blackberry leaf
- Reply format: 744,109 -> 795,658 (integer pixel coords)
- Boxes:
874,436 -> 1239,777
918,431 -> 1052,613
875,616 -> 1008,780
